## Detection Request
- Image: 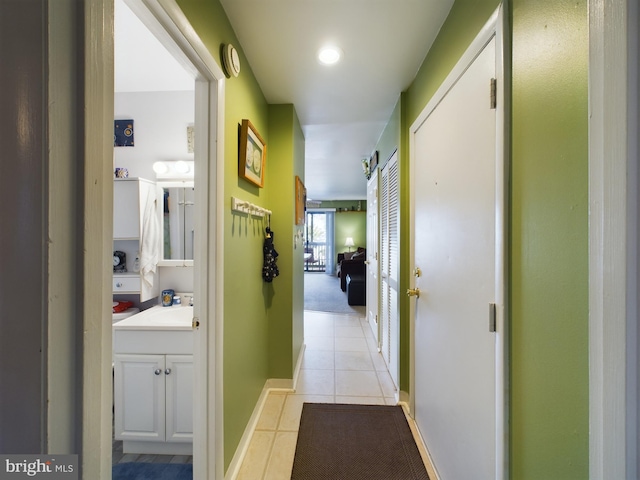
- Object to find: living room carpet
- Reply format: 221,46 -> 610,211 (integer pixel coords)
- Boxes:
112,462 -> 192,480
304,272 -> 365,315
291,403 -> 430,480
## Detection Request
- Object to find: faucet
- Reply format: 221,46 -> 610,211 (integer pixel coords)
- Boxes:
187,295 -> 194,307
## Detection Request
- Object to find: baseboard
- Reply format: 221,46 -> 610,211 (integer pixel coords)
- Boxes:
292,343 -> 305,391
224,346 -> 304,480
398,399 -> 441,480
398,389 -> 410,406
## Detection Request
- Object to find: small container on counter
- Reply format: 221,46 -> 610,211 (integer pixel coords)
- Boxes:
172,295 -> 182,307
161,289 -> 175,307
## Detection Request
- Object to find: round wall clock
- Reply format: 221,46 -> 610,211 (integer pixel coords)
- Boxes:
222,43 -> 241,78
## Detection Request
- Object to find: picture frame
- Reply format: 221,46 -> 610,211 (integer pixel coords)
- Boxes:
114,119 -> 134,147
369,150 -> 378,172
239,119 -> 266,187
295,176 -> 306,225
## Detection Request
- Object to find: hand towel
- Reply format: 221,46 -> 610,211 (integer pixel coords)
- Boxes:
140,184 -> 160,288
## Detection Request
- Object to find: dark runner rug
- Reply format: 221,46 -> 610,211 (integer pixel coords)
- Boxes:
291,403 -> 430,480
112,462 -> 192,480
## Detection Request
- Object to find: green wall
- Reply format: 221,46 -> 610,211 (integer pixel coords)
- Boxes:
313,200 -> 367,257
375,98 -> 401,171
510,1 -> 589,477
400,0 -> 589,478
335,211 -> 366,253
267,104 -> 305,379
177,0 -> 302,471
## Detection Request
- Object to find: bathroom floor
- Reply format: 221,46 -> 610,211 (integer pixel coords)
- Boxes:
112,310 -> 433,478
111,443 -> 193,466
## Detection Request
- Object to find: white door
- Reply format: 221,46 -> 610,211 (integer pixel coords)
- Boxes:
366,170 -> 379,343
380,152 -> 399,389
412,37 -> 499,479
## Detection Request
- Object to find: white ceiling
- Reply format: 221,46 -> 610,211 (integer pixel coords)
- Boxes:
115,0 -> 454,200
115,0 -> 194,92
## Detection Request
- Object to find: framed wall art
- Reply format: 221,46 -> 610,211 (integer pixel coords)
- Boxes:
295,176 -> 306,225
370,150 -> 378,172
114,119 -> 134,147
239,119 -> 266,187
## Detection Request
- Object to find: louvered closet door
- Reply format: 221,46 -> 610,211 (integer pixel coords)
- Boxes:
380,151 -> 399,389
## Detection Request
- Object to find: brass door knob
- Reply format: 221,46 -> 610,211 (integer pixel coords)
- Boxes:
407,288 -> 420,298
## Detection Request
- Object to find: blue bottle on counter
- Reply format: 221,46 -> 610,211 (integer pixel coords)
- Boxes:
161,289 -> 175,307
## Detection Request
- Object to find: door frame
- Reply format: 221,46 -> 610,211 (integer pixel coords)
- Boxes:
588,0 -> 639,477
408,5 -> 509,479
366,169 -> 380,344
82,0 -> 225,478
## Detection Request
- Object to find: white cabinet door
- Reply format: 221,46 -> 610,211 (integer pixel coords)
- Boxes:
114,354 -> 165,442
114,354 -> 194,444
113,180 -> 141,239
165,355 -> 194,442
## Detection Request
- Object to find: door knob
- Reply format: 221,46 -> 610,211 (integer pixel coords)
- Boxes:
407,288 -> 421,298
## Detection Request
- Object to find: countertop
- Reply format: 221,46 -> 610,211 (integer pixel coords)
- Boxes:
112,305 -> 193,331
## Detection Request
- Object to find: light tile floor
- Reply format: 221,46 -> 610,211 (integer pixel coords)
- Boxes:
236,310 -> 433,480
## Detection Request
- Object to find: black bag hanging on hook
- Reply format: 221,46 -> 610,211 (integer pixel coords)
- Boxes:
262,227 -> 279,282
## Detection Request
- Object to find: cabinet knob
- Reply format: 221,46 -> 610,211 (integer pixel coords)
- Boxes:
154,369 -> 162,375
164,368 -> 172,375
116,282 -> 123,288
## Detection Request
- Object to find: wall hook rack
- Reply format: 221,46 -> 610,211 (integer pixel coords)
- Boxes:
231,196 -> 272,218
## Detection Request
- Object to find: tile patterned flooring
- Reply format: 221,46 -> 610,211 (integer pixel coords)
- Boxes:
112,310 -> 433,478
235,310 -> 433,480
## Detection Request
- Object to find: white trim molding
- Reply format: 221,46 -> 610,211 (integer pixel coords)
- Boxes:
81,0 -> 115,477
589,0 -> 639,478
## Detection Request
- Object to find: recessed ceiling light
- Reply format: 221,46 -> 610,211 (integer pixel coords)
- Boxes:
318,46 -> 342,65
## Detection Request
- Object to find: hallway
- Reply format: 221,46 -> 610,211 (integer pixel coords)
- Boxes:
236,310 -> 434,479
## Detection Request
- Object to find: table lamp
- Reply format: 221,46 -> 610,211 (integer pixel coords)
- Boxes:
345,237 -> 355,252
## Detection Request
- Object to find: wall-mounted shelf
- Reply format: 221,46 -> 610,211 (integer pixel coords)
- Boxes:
231,196 -> 272,217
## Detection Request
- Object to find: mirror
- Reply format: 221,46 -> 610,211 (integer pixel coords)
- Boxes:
159,182 -> 194,265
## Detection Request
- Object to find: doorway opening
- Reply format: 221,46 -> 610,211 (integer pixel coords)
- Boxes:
112,0 -> 196,466
304,211 -> 328,272
103,0 -> 225,478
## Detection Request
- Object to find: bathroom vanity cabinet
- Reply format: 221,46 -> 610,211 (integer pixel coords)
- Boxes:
113,306 -> 194,455
114,354 -> 193,452
113,177 -> 160,301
